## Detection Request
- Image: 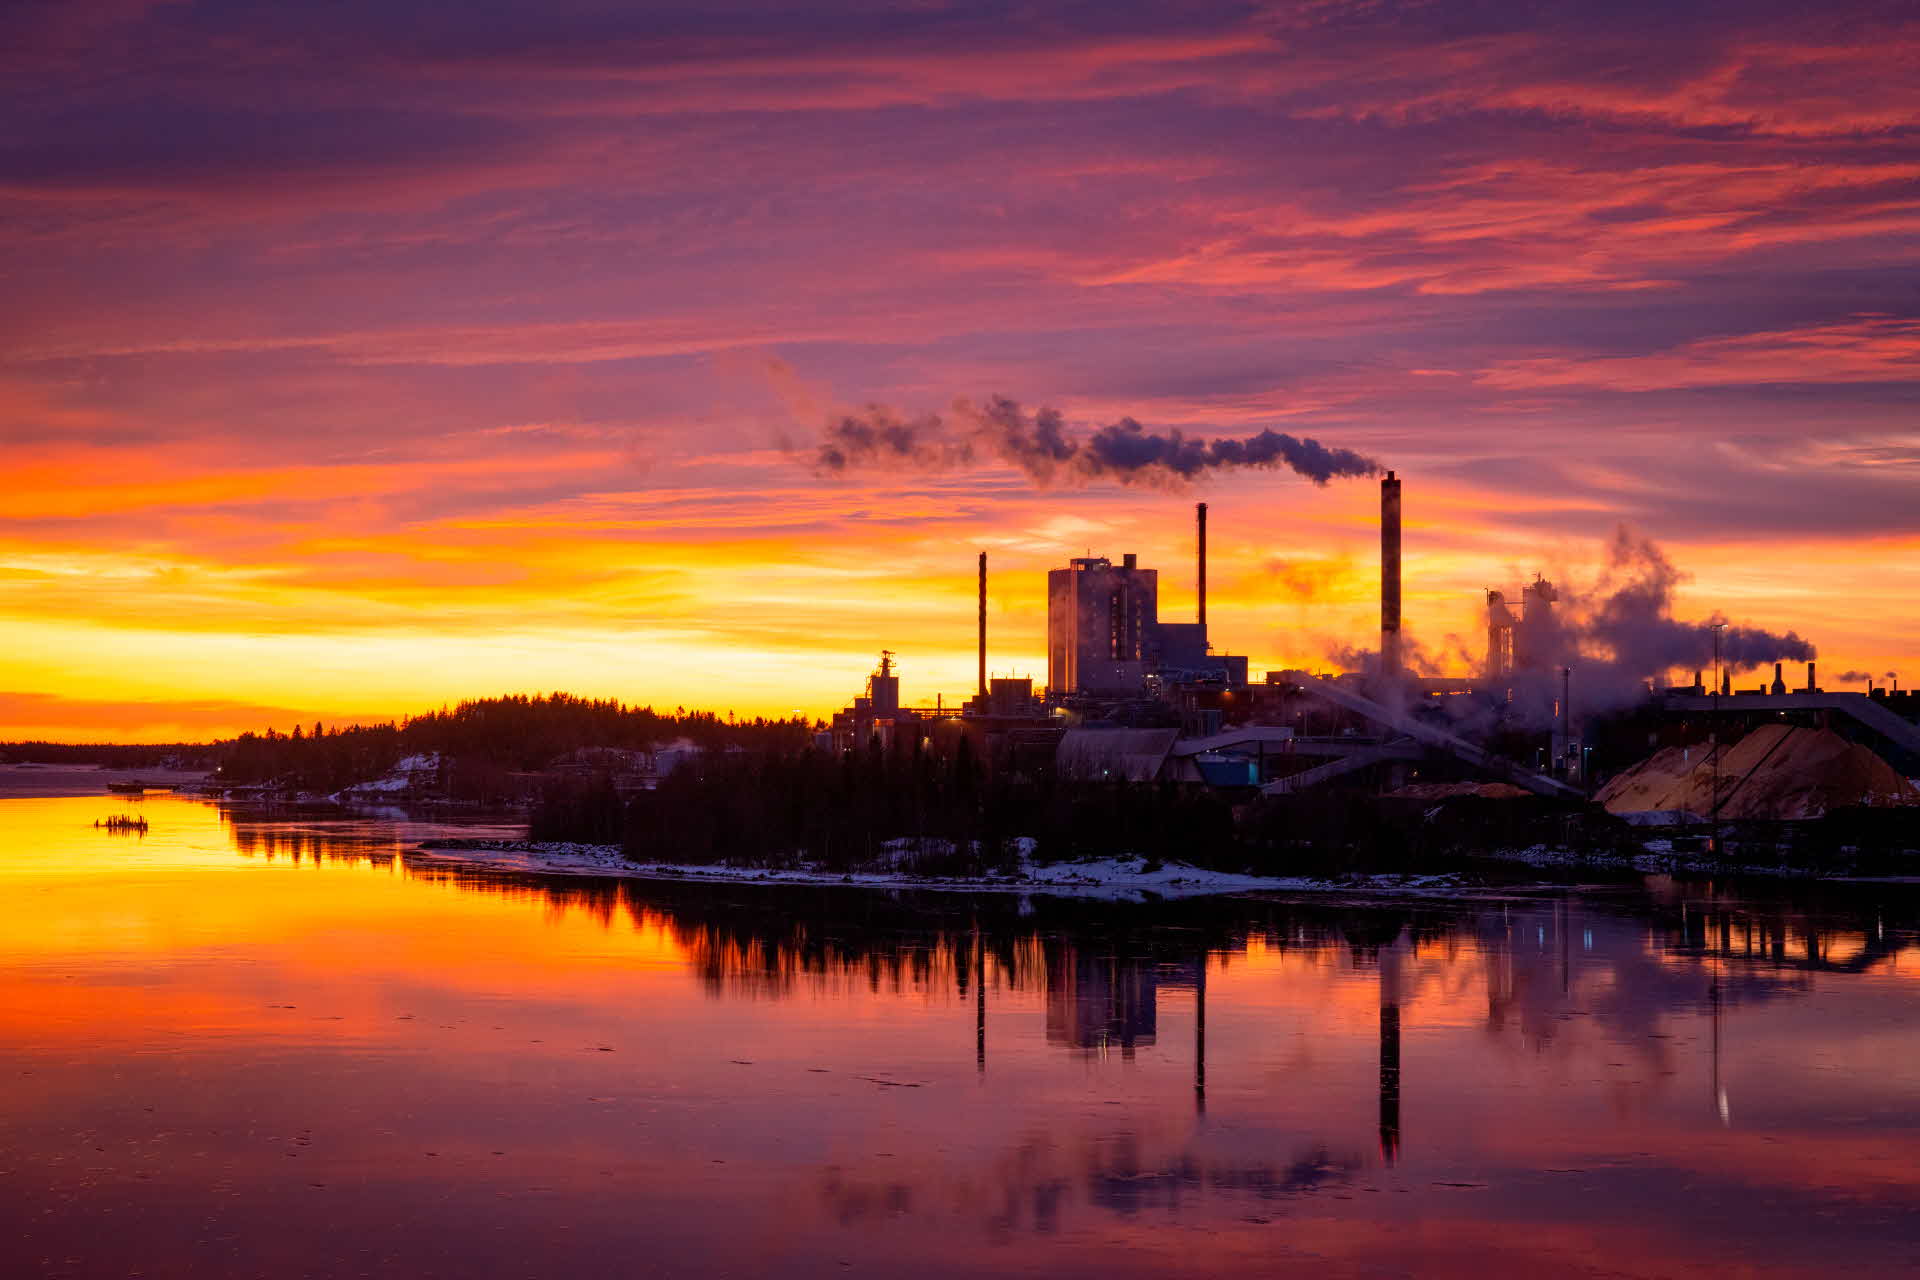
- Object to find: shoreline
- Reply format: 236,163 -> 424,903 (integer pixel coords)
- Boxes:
0,765 -> 211,800
412,837 -> 1570,901
411,835 -> 1920,898
412,840 -> 1505,901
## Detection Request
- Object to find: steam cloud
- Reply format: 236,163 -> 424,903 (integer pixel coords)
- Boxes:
816,395 -> 1381,487
1332,526 -> 1819,728
1564,528 -> 1815,679
1835,670 -> 1875,683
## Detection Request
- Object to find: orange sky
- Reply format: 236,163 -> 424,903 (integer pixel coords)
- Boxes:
4,2 -> 1917,741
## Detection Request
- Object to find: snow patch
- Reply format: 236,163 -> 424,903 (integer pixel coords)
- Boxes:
407,839 -> 1494,902
331,753 -> 442,801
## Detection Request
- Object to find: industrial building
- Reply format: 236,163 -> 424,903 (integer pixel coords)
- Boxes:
822,469 -> 1914,812
1047,554 -> 1158,694
1045,503 -> 1248,702
1484,575 -> 1559,683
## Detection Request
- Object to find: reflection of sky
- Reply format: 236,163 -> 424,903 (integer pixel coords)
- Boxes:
5,3 -> 1920,736
3,796 -> 1920,1275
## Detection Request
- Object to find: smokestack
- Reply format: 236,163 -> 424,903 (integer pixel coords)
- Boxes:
1771,662 -> 1786,695
1381,471 -> 1401,681
1196,501 -> 1208,629
1806,661 -> 1817,693
977,552 -> 987,701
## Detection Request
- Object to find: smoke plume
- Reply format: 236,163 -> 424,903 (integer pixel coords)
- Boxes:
1492,527 -> 1815,724
1835,670 -> 1875,683
1328,526 -> 1818,729
815,395 -> 1381,488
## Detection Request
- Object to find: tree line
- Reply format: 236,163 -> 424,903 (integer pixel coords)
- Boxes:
216,692 -> 813,794
532,736 -> 1245,875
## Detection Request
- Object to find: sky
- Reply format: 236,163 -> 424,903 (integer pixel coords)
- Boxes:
3,0 -> 1918,741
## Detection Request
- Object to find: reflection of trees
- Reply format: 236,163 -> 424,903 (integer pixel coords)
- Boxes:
216,805 -> 1920,1054
201,811 -> 1920,1236
384,855 -> 1920,1043
221,806 -> 1920,1088
221,804 -> 407,869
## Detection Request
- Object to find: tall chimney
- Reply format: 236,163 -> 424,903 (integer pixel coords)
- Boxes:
977,552 -> 987,701
1806,661 -> 1817,693
1381,471 -> 1401,681
1196,501 -> 1208,630
1771,662 -> 1785,695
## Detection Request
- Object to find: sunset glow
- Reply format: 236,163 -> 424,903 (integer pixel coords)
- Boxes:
6,2 -> 1918,740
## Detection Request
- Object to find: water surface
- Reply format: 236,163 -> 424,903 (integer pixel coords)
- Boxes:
3,794 -> 1918,1277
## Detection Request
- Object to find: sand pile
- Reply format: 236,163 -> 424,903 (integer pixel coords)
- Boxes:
1596,724 -> 1919,821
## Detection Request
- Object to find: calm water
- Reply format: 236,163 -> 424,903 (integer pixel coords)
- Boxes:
4,794 -> 1919,1278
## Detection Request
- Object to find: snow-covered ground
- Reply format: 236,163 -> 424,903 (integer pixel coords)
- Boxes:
329,754 -> 440,802
406,837 -> 1490,901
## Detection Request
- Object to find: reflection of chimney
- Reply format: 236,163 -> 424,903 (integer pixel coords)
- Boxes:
1380,936 -> 1402,1165
1379,1003 -> 1401,1164
1194,951 -> 1207,1117
1196,502 -> 1208,630
977,552 -> 987,700
1381,471 -> 1401,681
1771,662 -> 1786,695
974,923 -> 986,1074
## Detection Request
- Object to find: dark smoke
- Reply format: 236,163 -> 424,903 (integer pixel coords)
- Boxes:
1835,670 -> 1875,683
814,395 -> 1382,488
816,408 -> 973,472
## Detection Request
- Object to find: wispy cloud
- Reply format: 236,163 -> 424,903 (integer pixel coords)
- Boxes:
2,0 -> 1917,733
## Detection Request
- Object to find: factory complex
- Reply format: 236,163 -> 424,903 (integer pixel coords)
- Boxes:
828,475 -> 1920,822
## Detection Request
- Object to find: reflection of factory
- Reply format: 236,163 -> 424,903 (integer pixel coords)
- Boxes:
1046,946 -> 1157,1056
1043,944 -> 1204,1059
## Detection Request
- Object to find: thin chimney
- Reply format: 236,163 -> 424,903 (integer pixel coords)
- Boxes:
1196,501 -> 1208,630
1381,471 -> 1402,681
977,551 -> 987,701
